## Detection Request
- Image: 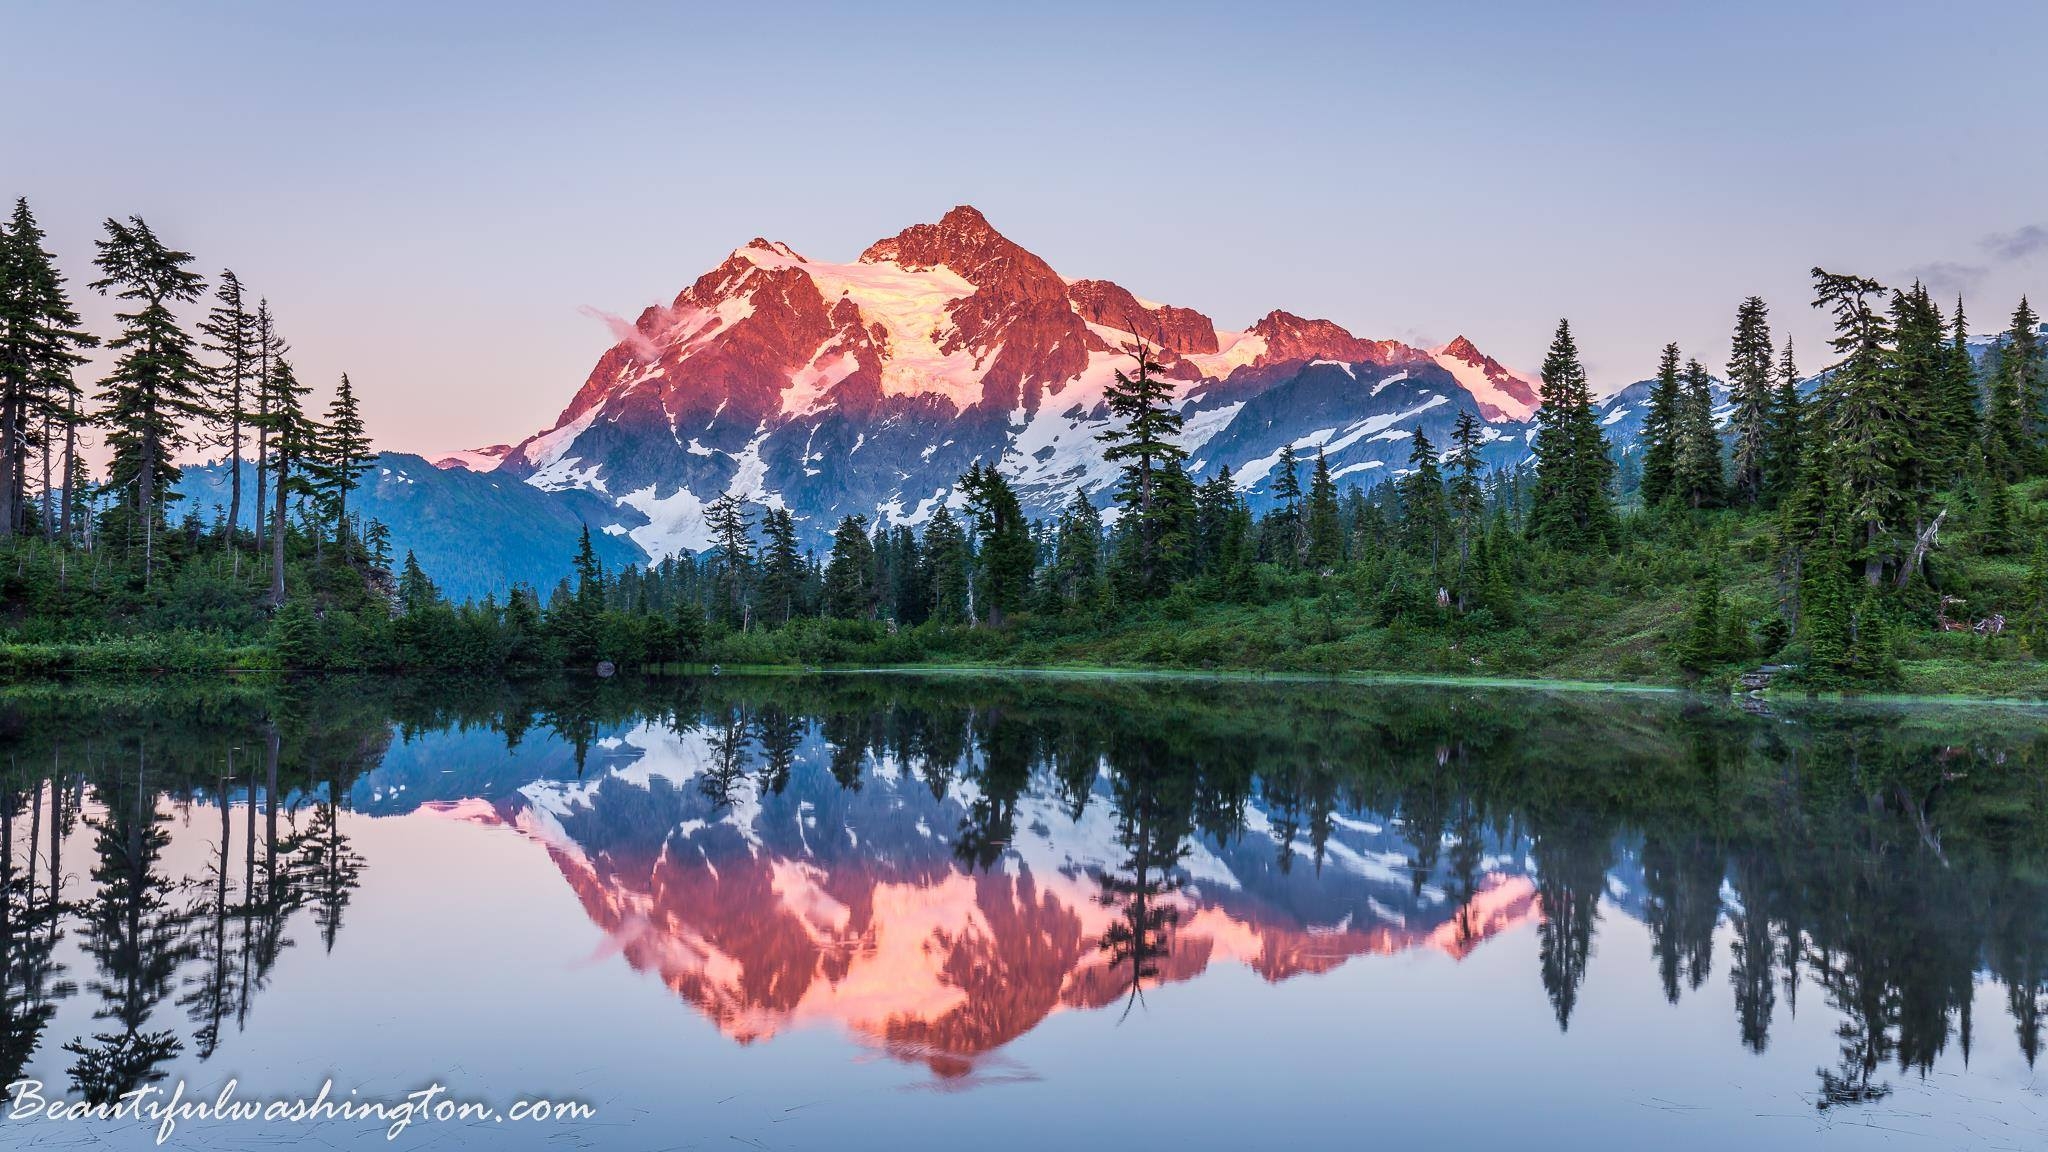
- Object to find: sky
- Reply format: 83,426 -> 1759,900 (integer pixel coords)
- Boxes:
6,0 -> 2047,459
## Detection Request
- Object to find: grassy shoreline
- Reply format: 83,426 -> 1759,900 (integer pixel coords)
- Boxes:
12,644 -> 2048,709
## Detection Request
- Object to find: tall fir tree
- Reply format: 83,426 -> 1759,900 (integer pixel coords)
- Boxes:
922,504 -> 971,625
250,299 -> 286,552
1810,268 -> 1907,585
1304,450 -> 1343,571
1446,408 -> 1486,577
1528,319 -> 1617,551
258,355 -> 314,604
1726,297 -> 1774,504
1764,337 -> 1804,503
755,506 -> 804,625
0,199 -> 97,541
1399,427 -> 1448,570
1938,296 -> 1980,482
822,515 -> 878,619
197,270 -> 256,546
89,217 -> 208,579
1640,342 -> 1683,506
310,373 -> 372,548
1096,338 -> 1187,597
959,463 -> 1033,626
1270,443 -> 1304,566
704,493 -> 753,628
1989,297 -> 2043,475
1673,357 -> 1725,508
1049,489 -> 1103,605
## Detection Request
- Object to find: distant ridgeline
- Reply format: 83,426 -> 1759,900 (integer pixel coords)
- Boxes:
176,452 -> 645,602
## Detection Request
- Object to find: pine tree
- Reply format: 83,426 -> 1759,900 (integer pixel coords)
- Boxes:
257,355 -> 314,604
1399,427 -> 1448,569
1764,338 -> 1803,503
1938,296 -> 1980,482
1096,338 -> 1187,597
959,463 -> 1033,626
1673,358 -> 1725,508
396,549 -> 439,612
823,515 -> 879,619
1675,578 -> 1723,674
1446,409 -> 1486,577
1726,297 -> 1774,504
1304,450 -> 1343,571
1811,268 -> 1907,584
1,199 -> 98,541
1270,443 -> 1304,566
89,217 -> 207,579
251,299 -> 286,552
1640,343 -> 1683,506
198,270 -> 257,546
1987,297 -> 2043,475
704,493 -> 752,628
1529,319 -> 1617,551
1888,283 -> 1947,514
756,506 -> 804,625
922,504 -> 970,625
1050,489 -> 1103,605
311,373 -> 372,549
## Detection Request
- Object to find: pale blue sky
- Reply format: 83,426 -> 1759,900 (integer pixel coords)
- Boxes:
6,0 -> 2045,455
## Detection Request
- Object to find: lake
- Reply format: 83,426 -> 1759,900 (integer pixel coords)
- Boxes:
2,673 -> 2045,1150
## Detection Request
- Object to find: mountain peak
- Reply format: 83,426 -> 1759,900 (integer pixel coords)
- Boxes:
1439,334 -> 1483,362
859,205 -> 1028,276
1248,310 -> 1422,368
1428,335 -> 1540,421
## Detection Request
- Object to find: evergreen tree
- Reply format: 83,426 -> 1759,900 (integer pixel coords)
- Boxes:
1,199 -> 98,541
89,217 -> 208,579
756,506 -> 804,626
1675,577 -> 1723,674
396,549 -> 439,613
1811,268 -> 1908,585
922,504 -> 971,625
1529,319 -> 1617,551
1673,357 -> 1725,508
257,355 -> 313,605
250,300 -> 286,552
1270,443 -> 1304,566
1640,342 -> 1684,506
1938,297 -> 1980,483
1446,409 -> 1486,577
704,494 -> 753,628
1765,337 -> 1804,503
959,463 -> 1033,626
310,373 -> 371,548
1888,283 -> 1947,513
1985,297 -> 2042,476
1049,489 -> 1103,605
1726,297 -> 1774,504
1398,427 -> 1448,569
1096,338 -> 1187,596
197,270 -> 257,545
1304,450 -> 1343,571
823,514 -> 878,619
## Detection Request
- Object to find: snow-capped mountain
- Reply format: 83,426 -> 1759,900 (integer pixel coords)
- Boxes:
447,207 -> 1546,557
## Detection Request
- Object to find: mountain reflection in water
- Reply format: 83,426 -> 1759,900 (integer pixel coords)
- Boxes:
2,674 -> 2046,1140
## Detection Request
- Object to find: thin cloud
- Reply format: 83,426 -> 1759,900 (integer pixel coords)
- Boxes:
1984,224 -> 2048,263
1907,223 -> 2048,297
578,305 -> 663,361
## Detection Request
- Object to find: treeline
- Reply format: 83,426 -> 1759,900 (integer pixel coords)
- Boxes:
423,275 -> 2048,687
1,198 -> 391,651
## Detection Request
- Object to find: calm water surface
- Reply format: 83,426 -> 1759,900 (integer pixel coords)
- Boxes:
2,674 -> 2045,1150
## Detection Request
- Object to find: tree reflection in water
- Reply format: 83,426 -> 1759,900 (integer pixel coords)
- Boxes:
1,675 -> 2045,1113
